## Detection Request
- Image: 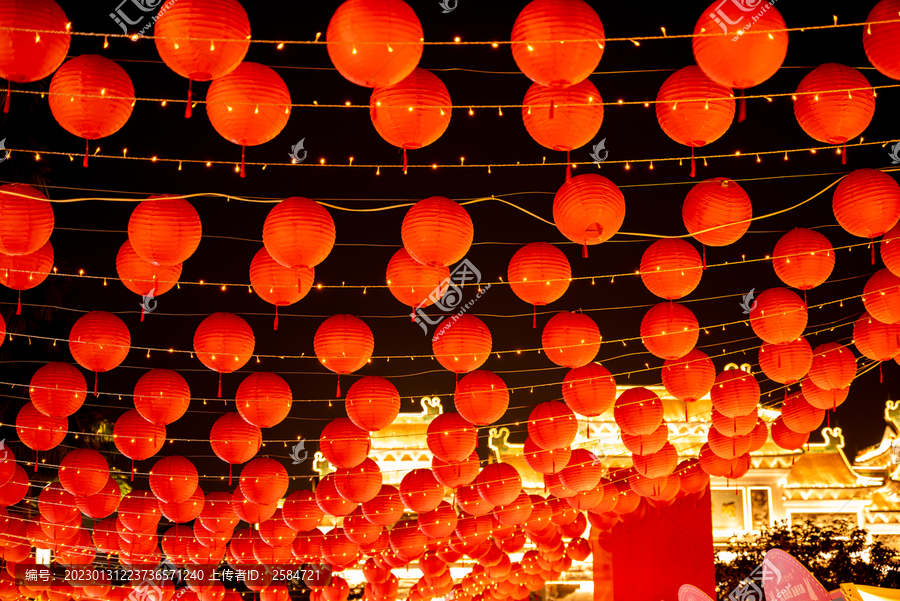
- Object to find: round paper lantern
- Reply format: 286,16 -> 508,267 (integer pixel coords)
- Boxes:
710,370 -> 760,418
249,247 -> 314,328
0,240 -> 53,312
386,248 -> 449,312
707,428 -> 751,460
507,242 -> 571,316
432,451 -> 480,489
750,288 -> 807,344
477,464 -> 522,507
390,520 -> 426,561
771,417 -> 809,451
115,240 -> 181,317
639,239 -> 703,300
801,377 -> 849,411
370,68 -> 451,153
656,66 -> 734,154
233,488 -> 277,524
345,376 -> 401,432
240,458 -> 289,506
320,418 -> 370,469
864,0 -> 900,80
683,178 -> 752,247
854,311 -> 900,362
677,458 -> 710,495
362,484 -> 404,526
326,0 -> 423,88
281,490 -> 323,532
399,469 -> 444,513
206,62 -> 291,176
427,413 -> 477,463
510,0 -> 604,87
235,372 -> 293,429
433,314 -> 491,373
553,174 -> 626,256
863,269 -> 900,325
114,409 -> 166,462
334,458 -> 382,504
881,223 -> 900,277
263,197 -> 336,270
522,79 -> 603,151
640,302 -> 699,360
758,338 -> 813,384
558,449 -> 603,492
344,507 -> 381,545
0,0 -> 69,86
833,169 -> 900,239
210,412 -> 262,469
314,315 -> 374,394
418,502 -> 458,539
661,349 -> 715,403
127,195 -> 202,267
134,369 -> 191,426
494,493 -> 533,527
15,401 -> 65,451
781,393 -> 824,434
69,311 -> 131,389
199,490 -> 240,533
29,362 -> 86,418
401,196 -> 474,268
614,387 -> 663,437
622,422 -> 668,456
39,481 -> 78,524
632,442 -> 678,478
809,343 -> 856,390
527,401 -> 577,450
59,449 -> 108,497
562,363 -> 615,417
160,483 -> 205,526
149,456 -> 198,504
692,0 -> 787,90
193,313 -> 255,395
772,228 -> 835,290
794,64 -> 875,149
75,475 -> 120,519
0,184 -> 54,257
0,464 -> 29,507
541,311 -> 601,368
48,55 -> 134,158
454,370 -> 509,426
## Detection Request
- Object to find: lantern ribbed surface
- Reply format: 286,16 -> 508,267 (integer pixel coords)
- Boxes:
154,0 -> 250,81
809,343 -> 856,390
710,370 -> 760,419
0,0 -> 69,83
632,442 -> 678,478
614,387 -> 664,437
523,437 -> 570,474
833,169 -> 900,239
59,449 -> 108,497
49,55 -> 134,140
562,363 -> 615,417
75,476 -> 120,519
553,174 -> 626,249
426,412 -> 477,463
263,197 -> 336,270
432,314 -> 491,373
345,375 -> 401,432
706,428 -> 751,460
249,247 -> 314,307
134,369 -> 190,426
370,68 -> 451,149
794,64 -> 875,145
780,393 -> 824,434
771,417 -> 809,451
800,376 -> 849,410
316,474 -> 359,517
127,195 -> 202,267
622,422 -> 668,455
758,337 -> 813,384
115,240 -> 181,297
454,370 -> 509,426
114,409 -> 165,461
864,0 -> 900,80
522,79 -> 603,151
863,269 -> 900,325
0,184 -> 55,257
639,238 -> 703,300
477,463 -> 522,507
193,312 -> 255,374
541,311 -> 601,368
149,456 -> 198,505
386,248 -> 449,309
655,66 -> 734,148
240,458 -> 289,506
711,408 -> 758,438
527,401 -> 577,450
401,196 -> 474,268
683,178 -> 752,247
0,240 -> 53,297
69,311 -> 131,374
320,417 -> 370,469
431,451 -> 480,489
559,449 -> 603,492
235,372 -> 293,429
314,314 -> 374,374
29,362 -> 86,418
661,349 -> 715,403
881,223 -> 900,277
854,311 -> 900,361
750,287 -> 807,344
508,242 -> 571,307
334,458 -> 382,504
362,484 -> 404,526
16,402 -> 66,451
399,469 -> 444,513
419,502 -> 458,538
772,228 -> 835,290
206,62 -> 291,147
209,412 -> 261,465
640,301 -> 699,360
511,0 -> 604,88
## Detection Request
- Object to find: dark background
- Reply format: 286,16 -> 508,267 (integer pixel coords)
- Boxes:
1,0 -> 896,497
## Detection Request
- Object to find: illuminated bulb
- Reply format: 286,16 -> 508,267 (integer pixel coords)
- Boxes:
491,42 -> 498,48
345,101 -> 351,106
210,41 -> 215,51
206,161 -> 211,167
320,158 -> 325,164
527,44 -> 534,51
454,37 -> 460,43
131,34 -> 139,41
103,36 -> 109,49
161,101 -> 167,107
277,43 -> 284,49
351,46 -> 357,54
631,39 -> 640,46
315,32 -> 322,42
661,27 -> 667,36
469,107 -> 474,116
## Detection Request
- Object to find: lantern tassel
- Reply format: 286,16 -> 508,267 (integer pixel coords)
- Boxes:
871,238 -> 875,265
240,146 -> 246,178
140,300 -> 145,322
738,90 -> 746,123
16,291 -> 21,315
880,362 -> 883,383
549,100 -> 555,119
532,305 -> 536,329
229,464 -> 232,486
566,150 -> 571,181
827,410 -> 830,428
94,372 -> 98,396
841,141 -> 847,165
34,451 -> 38,473
582,244 -> 588,258
274,306 -> 279,331
185,79 -> 193,119
690,147 -> 696,177
702,244 -> 707,270
3,81 -> 9,114
217,373 -> 222,398
402,148 -> 408,175
336,374 -> 341,398
131,459 -> 134,482
84,139 -> 89,168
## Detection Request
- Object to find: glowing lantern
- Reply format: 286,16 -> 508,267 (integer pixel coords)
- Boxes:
541,311 -> 601,367
833,169 -> 900,241
772,228 -> 834,290
240,458 -> 289,506
58,449 -> 108,497
562,363 -> 615,417
48,55 -> 134,164
320,418 -> 370,469
149,456 -> 198,504
0,464 -> 29,507
69,311 -> 131,393
419,502 -> 458,538
115,240 -> 181,320
362,485 -> 404,526
29,362 -> 85,418
527,400 -> 577,450
863,269 -> 900,325
386,248 -> 449,313
801,377 -> 849,411
809,343 -> 856,390
661,349 -> 715,403
683,178 -> 752,247
614,387 -> 664,436
794,64 -> 875,158
160,485 -> 204,524
235,372 -> 293,429
454,370 -> 509,426
334,458 -> 382,504
128,195 -> 202,266
0,0 -> 69,89
632,442 -> 678,478
134,369 -> 190,426
508,242 -> 571,323
707,428 -> 751,460
314,315 -> 374,396
74,475 -> 120,519
193,312 -> 255,396
622,422 -> 668,455
433,314 -> 491,373
758,338 -> 813,384
401,196 -> 474,267
206,62 -> 291,177
559,449 -> 603,492
553,174 -> 626,257
427,413 -> 477,463
344,507 -> 381,545
281,490 -> 323,532
0,184 -> 54,258
477,463 -> 522,506
854,311 -> 900,364
640,302 -> 699,360
249,247 -> 314,330
749,288 -> 807,344
882,223 -> 900,278
210,412 -> 262,482
510,0 -> 604,87
710,370 -> 759,418
639,239 -> 702,300
399,469 -> 444,513
771,417 -> 809,451
233,487 -> 277,524
522,79 -> 603,152
114,409 -> 165,464
326,0 -> 423,88
263,197 -> 336,270
16,401 -> 66,451
432,451 -> 480,489
780,393 -> 824,434
345,376 -> 401,432
0,240 -> 53,313
864,0 -> 900,80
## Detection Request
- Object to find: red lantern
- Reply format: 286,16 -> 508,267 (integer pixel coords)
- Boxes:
707,428 -> 751,460
386,248 -> 448,313
206,62 -> 291,177
344,507 -> 381,545
865,0 -> 900,80
433,314 -> 491,373
683,178 -> 752,247
527,401 -> 577,450
794,64 -> 875,154
640,302 -> 699,360
39,481 -> 78,524
399,469 -> 444,513
692,0 -> 787,90
780,393 -> 824,434
29,362 -> 85,418
210,413 -> 261,479
881,223 -> 900,277
710,370 -> 760,418
454,370 -> 509,426
854,311 -> 900,363
48,55 -> 134,163
0,464 -> 29,507
558,449 -> 603,492
320,418 -> 370,469
334,458 -> 382,504
401,196 -> 474,268
0,0 -> 69,88
622,422 -> 668,456
263,197 -> 336,270
750,288 -> 807,344
390,520 -> 427,561
0,240 -> 53,313
632,442 -> 678,478
127,195 -> 202,267
432,451 -> 480,489
553,174 -> 626,256
326,0 -> 423,88
758,338 -> 813,384
69,311 -> 131,393
362,485 -> 404,526
59,449 -> 108,497
614,387 -> 663,436
427,413 -> 477,463
250,247 -> 314,329
234,488 -> 277,524
315,315 -> 375,396
477,464 -> 522,507
510,0 -> 604,87
508,242 -> 571,321
522,79 -> 603,151
281,490 -> 323,532
833,169 -> 900,240
0,184 -> 55,258
75,475 -> 121,519
235,372 -> 293,429
16,401 -> 66,452
677,459 -> 710,495
199,490 -> 240,533
863,269 -> 900,324
801,377 -> 849,411
150,456 -> 198,505
114,409 -> 166,463
639,239 -> 702,300
240,458 -> 288,506
494,493 -> 533,527
541,311 -> 601,368
193,312 -> 255,396
809,343 -> 856,390
160,486 -> 204,524
116,240 -> 181,321
662,349 -> 715,403
370,68 -> 451,160
418,502 -> 458,539
771,417 -> 809,451
134,369 -> 190,426
772,228 -> 835,290
345,376 -> 401,432
561,363 -> 615,417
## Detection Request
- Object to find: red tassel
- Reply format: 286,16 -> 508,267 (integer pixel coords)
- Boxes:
690,147 -> 696,177
880,362 -> 883,383
841,141 -> 847,165
93,372 -> 98,396
217,373 -> 222,398
34,451 -> 38,473
566,150 -> 571,181
274,306 -> 279,331
410,311 -> 415,322
803,289 -> 807,307
240,146 -> 246,178
827,410 -> 830,428
131,459 -> 134,482
549,100 -> 555,119
582,244 -> 588,258
336,374 -> 341,398
532,305 -> 536,329
702,244 -> 707,270
402,148 -> 408,174
140,301 -> 145,322
738,90 -> 746,123
185,79 -> 193,119
229,464 -> 232,486
871,238 -> 875,265
16,291 -> 21,315
3,81 -> 9,114
84,139 -> 89,168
